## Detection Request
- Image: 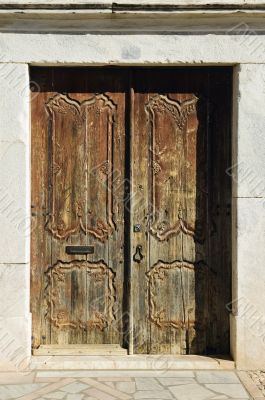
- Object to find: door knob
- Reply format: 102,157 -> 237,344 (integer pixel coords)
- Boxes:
133,245 -> 144,263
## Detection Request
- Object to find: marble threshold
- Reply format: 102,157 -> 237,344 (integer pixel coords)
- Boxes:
30,355 -> 235,371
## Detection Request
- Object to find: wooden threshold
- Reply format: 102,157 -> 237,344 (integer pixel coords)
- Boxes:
33,344 -> 128,356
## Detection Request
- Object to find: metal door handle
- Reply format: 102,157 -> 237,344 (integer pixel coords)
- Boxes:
133,245 -> 144,263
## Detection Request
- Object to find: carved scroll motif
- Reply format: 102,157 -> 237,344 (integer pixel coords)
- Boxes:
145,94 -> 204,242
146,260 -> 206,330
45,260 -> 116,331
46,93 -> 116,241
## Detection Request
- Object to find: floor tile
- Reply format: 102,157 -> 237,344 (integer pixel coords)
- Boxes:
196,372 -> 240,384
84,397 -> 98,400
135,378 -> 164,391
81,378 -> 131,400
16,379 -> 76,400
45,391 -> 66,399
116,381 -> 136,393
0,383 -> 45,400
205,384 -> 249,398
0,369 -> 251,400
134,390 -> 173,399
168,383 -> 215,400
101,382 -> 115,388
60,382 -> 89,394
66,394 -> 84,400
84,388 -> 116,400
158,378 -> 196,386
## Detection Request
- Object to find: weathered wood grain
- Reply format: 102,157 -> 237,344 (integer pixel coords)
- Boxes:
131,68 -> 232,354
31,68 -> 127,349
31,67 -> 232,355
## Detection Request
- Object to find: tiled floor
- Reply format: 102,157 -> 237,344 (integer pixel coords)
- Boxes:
0,371 -> 251,400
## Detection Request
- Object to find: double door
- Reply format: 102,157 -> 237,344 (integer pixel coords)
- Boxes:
31,67 -> 232,354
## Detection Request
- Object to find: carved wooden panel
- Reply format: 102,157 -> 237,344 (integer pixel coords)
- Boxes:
45,260 -> 116,331
146,261 -> 207,330
147,261 -> 193,330
46,93 -> 116,241
145,94 -> 202,242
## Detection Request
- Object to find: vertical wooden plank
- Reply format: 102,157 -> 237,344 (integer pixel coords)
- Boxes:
131,69 -> 155,354
128,73 -> 134,355
48,68 -> 88,346
31,68 -> 53,349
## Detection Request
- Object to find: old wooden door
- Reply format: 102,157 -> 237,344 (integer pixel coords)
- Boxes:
131,68 -> 232,355
31,68 -> 128,350
31,67 -> 231,354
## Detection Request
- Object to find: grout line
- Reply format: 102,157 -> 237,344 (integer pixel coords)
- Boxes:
80,377 -> 131,400
16,378 -> 76,400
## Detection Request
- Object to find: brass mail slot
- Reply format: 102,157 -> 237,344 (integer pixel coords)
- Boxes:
65,246 -> 94,255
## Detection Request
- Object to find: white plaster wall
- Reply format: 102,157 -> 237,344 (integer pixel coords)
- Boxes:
0,64 -> 31,371
0,28 -> 264,370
